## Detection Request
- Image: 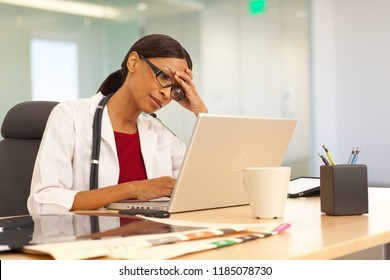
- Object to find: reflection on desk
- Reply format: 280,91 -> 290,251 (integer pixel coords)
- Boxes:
0,213 -> 201,253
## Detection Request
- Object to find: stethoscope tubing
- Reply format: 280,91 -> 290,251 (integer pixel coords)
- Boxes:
90,93 -> 114,191
89,93 -> 114,233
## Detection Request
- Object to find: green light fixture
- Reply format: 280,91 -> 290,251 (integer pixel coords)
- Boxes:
248,0 -> 267,15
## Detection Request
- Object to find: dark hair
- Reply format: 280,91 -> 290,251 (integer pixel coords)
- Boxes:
97,34 -> 192,96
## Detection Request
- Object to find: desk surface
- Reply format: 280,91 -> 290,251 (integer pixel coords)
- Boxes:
2,187 -> 390,260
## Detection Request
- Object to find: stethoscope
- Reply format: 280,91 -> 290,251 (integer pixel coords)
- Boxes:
89,93 -> 114,233
90,93 -> 114,192
89,93 -> 177,232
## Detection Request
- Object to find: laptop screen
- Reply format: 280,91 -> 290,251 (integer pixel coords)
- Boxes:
168,114 -> 297,213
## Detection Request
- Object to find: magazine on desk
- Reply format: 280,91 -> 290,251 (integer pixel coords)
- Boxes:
3,213 -> 291,260
109,218 -> 291,260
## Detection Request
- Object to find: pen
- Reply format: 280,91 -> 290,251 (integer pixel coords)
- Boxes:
351,147 -> 360,165
322,145 -> 336,165
317,153 -> 330,166
347,147 -> 356,164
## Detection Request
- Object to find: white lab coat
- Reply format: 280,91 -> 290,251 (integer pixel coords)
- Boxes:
27,93 -> 186,216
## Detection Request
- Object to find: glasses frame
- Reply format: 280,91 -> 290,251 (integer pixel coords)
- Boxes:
139,55 -> 185,101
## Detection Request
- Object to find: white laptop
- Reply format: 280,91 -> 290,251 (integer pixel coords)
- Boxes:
106,113 -> 297,214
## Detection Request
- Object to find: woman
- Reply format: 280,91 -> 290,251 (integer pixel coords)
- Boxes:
27,34 -> 208,216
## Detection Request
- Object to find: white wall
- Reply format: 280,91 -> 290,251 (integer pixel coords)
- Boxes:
311,0 -> 390,186
199,1 -> 310,176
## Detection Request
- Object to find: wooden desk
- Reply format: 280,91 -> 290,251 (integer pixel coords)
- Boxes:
172,187 -> 390,260
1,187 -> 390,260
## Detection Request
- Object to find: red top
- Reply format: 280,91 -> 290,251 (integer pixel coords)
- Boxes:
114,131 -> 147,227
114,131 -> 147,183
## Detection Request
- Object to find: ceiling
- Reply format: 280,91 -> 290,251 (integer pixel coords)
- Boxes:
0,0 -> 306,23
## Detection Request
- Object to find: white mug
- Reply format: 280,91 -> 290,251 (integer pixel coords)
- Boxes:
243,167 -> 291,219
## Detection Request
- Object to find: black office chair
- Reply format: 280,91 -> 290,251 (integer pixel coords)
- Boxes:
0,101 -> 58,217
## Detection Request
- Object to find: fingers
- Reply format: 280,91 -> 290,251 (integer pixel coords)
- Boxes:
135,177 -> 176,200
156,177 -> 175,197
185,68 -> 193,79
175,68 -> 193,80
174,69 -> 194,89
174,69 -> 197,104
158,176 -> 176,188
173,69 -> 209,115
161,188 -> 174,197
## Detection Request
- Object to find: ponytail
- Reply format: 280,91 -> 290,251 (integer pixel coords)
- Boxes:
97,69 -> 125,96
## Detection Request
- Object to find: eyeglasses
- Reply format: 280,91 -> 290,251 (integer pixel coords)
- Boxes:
139,55 -> 185,101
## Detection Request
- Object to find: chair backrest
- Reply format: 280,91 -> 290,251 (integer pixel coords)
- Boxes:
0,101 -> 58,217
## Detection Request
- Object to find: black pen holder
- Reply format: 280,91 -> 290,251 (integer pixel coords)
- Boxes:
320,164 -> 368,216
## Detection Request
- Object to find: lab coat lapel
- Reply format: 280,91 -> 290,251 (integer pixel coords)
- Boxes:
100,109 -> 116,154
137,116 -> 157,178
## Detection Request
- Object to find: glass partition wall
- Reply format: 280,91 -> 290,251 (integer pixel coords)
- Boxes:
0,0 -> 310,177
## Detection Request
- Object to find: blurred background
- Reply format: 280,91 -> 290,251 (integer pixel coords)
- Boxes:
1,0 -> 389,187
